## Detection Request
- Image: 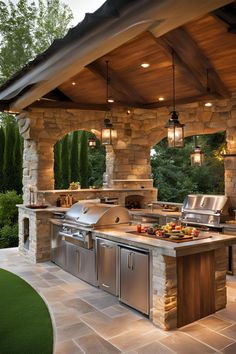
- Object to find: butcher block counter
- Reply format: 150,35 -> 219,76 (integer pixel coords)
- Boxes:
94,225 -> 236,330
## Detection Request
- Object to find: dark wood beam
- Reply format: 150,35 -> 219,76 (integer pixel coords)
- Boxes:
86,60 -> 146,104
29,99 -> 109,111
149,27 -> 230,98
144,93 -> 221,109
148,32 -> 205,93
213,3 -> 236,34
43,88 -> 73,102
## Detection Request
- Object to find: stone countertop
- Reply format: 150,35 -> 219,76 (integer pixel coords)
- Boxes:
129,208 -> 181,218
93,225 -> 236,257
17,205 -> 69,212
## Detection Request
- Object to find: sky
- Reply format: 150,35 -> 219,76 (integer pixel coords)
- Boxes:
65,0 -> 106,25
4,0 -> 106,26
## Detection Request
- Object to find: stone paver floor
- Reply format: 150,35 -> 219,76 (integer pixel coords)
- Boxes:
1,248 -> 236,354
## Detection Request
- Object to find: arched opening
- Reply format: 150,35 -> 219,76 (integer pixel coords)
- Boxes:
53,130 -> 106,190
151,131 -> 226,202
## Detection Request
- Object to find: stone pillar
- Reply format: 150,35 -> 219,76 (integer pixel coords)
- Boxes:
152,250 -> 177,330
105,144 -> 153,188
16,112 -> 56,204
225,121 -> 236,207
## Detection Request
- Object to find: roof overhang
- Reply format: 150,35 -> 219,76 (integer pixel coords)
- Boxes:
0,0 -> 232,112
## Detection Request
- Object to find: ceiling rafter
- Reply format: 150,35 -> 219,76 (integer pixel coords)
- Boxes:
43,88 -> 73,102
86,60 -> 146,104
144,93 -> 221,109
149,27 -> 230,98
29,100 -> 109,111
148,32 -> 206,93
29,99 -> 144,111
212,2 -> 236,34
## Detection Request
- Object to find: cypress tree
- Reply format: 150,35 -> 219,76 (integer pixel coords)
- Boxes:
13,125 -> 23,194
61,134 -> 70,189
3,120 -> 15,190
70,130 -> 80,183
54,140 -> 62,189
0,126 -> 5,192
79,131 -> 89,189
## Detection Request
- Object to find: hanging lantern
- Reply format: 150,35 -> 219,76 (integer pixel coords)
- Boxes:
88,136 -> 96,148
191,145 -> 204,166
165,51 -> 184,147
101,117 -> 117,145
166,111 -> 184,148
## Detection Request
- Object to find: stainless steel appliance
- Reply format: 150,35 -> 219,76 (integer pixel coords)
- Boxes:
97,238 -> 118,295
181,194 -> 234,274
50,201 -> 130,285
120,245 -> 149,315
181,194 -> 232,228
51,223 -> 66,268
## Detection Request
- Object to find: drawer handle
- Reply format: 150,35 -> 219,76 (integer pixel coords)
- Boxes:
100,244 -> 112,249
102,283 -> 110,288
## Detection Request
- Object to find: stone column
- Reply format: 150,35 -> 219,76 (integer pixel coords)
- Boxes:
106,144 -> 152,188
225,124 -> 236,208
152,250 -> 177,330
16,112 -> 56,204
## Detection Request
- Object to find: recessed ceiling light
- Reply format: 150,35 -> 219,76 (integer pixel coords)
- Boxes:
141,63 -> 150,68
72,82 -> 76,86
158,97 -> 164,101
205,102 -> 212,107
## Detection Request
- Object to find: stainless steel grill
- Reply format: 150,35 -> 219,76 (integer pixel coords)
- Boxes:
181,194 -> 232,228
58,201 -> 131,249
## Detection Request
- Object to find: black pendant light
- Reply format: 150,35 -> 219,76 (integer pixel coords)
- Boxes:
191,136 -> 204,166
165,51 -> 184,147
101,60 -> 116,145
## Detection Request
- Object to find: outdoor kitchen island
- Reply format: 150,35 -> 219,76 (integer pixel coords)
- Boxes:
92,225 -> 236,330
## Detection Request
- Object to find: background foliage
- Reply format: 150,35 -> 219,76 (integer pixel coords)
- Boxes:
151,132 -> 225,202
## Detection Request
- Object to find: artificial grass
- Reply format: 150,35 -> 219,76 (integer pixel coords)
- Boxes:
0,268 -> 53,354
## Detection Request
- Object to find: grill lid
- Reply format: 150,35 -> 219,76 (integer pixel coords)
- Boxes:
182,194 -> 228,213
181,194 -> 231,227
64,201 -> 130,228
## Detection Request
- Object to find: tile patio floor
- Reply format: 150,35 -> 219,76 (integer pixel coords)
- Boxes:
1,248 -> 236,354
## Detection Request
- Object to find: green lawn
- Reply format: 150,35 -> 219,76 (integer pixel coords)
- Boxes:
0,268 -> 53,354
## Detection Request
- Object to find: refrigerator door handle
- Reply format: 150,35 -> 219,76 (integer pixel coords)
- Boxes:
131,252 -> 134,270
128,252 -> 132,269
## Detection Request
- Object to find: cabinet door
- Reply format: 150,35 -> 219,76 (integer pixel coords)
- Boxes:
76,247 -> 97,286
51,229 -> 66,269
97,239 -> 117,295
66,242 -> 78,276
120,248 -> 149,315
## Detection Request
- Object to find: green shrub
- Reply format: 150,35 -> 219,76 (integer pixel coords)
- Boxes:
0,190 -> 22,227
0,224 -> 18,248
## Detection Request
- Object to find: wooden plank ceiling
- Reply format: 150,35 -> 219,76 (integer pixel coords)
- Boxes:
37,6 -> 236,111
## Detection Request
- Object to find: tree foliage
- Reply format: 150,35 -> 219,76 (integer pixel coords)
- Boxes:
151,132 -> 225,202
0,0 -> 73,84
13,125 -> 23,194
79,131 -> 89,189
0,126 -> 5,190
70,130 -> 80,183
61,134 -> 70,189
3,120 -> 16,191
54,140 -> 61,189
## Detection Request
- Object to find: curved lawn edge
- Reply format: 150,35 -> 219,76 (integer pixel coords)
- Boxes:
0,268 -> 53,354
